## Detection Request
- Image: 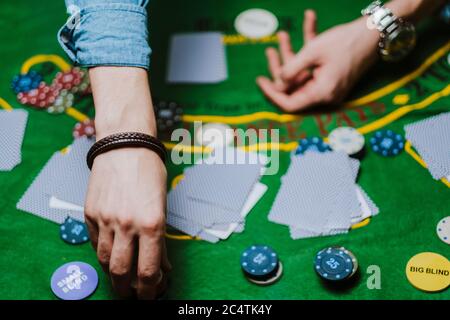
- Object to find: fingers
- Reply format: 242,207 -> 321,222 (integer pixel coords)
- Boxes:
265,47 -> 287,90
303,9 -> 317,43
266,47 -> 282,80
85,216 -> 99,250
281,49 -> 316,82
277,31 -> 294,63
257,76 -> 322,112
109,230 -> 135,298
161,239 -> 172,273
136,232 -> 164,300
97,226 -> 114,273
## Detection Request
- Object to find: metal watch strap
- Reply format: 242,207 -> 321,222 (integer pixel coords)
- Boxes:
361,0 -> 397,33
86,132 -> 167,170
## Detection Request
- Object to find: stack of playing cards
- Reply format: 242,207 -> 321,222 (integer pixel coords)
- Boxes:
0,109 -> 28,171
268,151 -> 379,239
167,148 -> 268,243
405,112 -> 450,181
166,32 -> 228,84
17,137 -> 93,223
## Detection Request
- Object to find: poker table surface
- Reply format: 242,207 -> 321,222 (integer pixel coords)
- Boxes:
0,0 -> 449,300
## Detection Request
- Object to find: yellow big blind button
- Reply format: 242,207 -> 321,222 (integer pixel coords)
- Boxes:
406,252 -> 450,292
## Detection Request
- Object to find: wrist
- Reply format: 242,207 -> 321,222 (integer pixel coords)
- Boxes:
349,17 -> 380,61
89,67 -> 157,139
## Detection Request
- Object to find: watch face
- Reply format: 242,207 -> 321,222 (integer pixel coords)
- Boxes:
381,23 -> 416,62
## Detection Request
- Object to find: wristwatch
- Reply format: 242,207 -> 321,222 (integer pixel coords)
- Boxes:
361,0 -> 416,62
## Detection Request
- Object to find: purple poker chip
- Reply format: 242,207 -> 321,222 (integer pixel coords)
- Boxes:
51,261 -> 98,300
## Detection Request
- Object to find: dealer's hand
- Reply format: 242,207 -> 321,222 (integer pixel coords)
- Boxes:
85,67 -> 171,299
257,10 -> 379,112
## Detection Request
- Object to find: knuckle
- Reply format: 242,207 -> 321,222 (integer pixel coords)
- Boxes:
138,267 -> 160,282
109,264 -> 129,278
141,217 -> 165,234
97,252 -> 111,267
117,216 -> 134,231
99,212 -> 113,226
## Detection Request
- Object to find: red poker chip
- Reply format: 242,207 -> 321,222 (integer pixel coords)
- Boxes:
17,82 -> 59,108
73,119 -> 96,139
52,67 -> 84,92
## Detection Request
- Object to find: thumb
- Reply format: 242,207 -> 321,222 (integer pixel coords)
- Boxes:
280,49 -> 316,82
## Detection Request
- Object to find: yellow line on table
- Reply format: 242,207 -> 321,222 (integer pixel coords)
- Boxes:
0,97 -> 13,111
357,85 -> 450,135
65,107 -> 89,123
344,41 -> 450,108
165,233 -> 199,241
182,112 -> 301,124
21,54 -> 71,74
404,141 -> 450,188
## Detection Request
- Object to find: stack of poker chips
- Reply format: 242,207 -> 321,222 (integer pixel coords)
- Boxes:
240,245 -> 283,285
314,247 -> 359,282
12,67 -> 91,114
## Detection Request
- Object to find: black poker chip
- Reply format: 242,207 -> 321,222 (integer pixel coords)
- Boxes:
154,100 -> 183,132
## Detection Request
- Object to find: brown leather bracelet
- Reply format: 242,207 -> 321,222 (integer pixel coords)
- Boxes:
86,132 -> 167,170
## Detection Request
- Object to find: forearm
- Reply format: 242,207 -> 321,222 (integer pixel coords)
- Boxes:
89,67 -> 157,139
386,0 -> 445,22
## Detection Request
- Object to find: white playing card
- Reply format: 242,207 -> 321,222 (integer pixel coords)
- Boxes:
49,196 -> 84,212
167,32 -> 227,84
0,109 -> 28,171
203,182 -> 268,239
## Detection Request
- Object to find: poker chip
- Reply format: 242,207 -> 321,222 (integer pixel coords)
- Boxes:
52,67 -> 84,92
195,122 -> 234,148
154,100 -> 183,132
328,127 -> 365,156
73,119 -> 96,139
17,82 -> 59,108
370,129 -> 405,157
440,3 -> 450,24
50,261 -> 98,300
47,89 -> 74,114
234,9 -> 279,39
247,262 -> 283,286
60,217 -> 90,244
11,71 -> 42,94
71,70 -> 91,95
241,245 -> 281,285
295,136 -> 330,156
405,252 -> 450,292
314,247 -> 356,281
436,216 -> 450,245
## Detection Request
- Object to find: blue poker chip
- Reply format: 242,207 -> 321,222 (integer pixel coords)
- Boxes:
51,261 -> 98,300
241,245 -> 279,279
11,71 -> 42,94
60,217 -> 90,245
440,3 -> 450,24
314,247 -> 355,281
295,136 -> 331,156
369,129 -> 405,157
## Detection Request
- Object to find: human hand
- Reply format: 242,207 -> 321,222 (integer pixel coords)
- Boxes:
257,10 -> 379,112
85,67 -> 171,300
85,148 -> 171,299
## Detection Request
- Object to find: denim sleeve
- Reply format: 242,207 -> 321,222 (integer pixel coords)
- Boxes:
58,0 -> 151,69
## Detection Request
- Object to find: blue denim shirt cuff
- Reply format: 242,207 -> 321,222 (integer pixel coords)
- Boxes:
58,1 -> 151,69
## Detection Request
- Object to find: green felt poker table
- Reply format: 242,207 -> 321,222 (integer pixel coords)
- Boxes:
0,0 -> 449,300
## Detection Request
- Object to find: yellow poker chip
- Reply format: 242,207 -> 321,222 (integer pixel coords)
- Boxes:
405,252 -> 450,292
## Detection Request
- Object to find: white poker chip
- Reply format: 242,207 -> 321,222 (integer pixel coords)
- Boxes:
234,9 -> 279,39
328,127 -> 365,156
436,216 -> 450,245
195,122 -> 234,148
